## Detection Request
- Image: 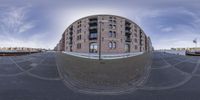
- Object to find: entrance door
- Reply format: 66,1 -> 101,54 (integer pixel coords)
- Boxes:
125,44 -> 130,53
89,42 -> 98,53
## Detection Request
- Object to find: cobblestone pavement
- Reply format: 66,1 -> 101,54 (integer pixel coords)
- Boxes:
56,52 -> 152,95
1,52 -> 200,100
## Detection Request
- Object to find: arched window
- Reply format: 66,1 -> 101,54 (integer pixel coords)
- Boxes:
108,31 -> 112,37
108,42 -> 112,49
113,31 -> 116,38
113,42 -> 116,49
89,42 -> 98,53
108,41 -> 117,49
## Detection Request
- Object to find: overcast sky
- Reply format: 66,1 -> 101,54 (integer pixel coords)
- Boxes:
0,0 -> 200,49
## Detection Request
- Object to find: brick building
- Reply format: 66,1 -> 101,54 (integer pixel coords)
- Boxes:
54,15 -> 153,54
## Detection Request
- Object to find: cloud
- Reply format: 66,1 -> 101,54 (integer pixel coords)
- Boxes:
0,6 -> 35,38
161,27 -> 173,32
0,6 -> 44,48
135,7 -> 200,49
0,32 -> 51,49
1,0 -> 200,49
18,22 -> 35,33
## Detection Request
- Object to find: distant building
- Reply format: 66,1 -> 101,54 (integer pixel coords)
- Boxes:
171,47 -> 200,51
0,47 -> 43,52
55,15 -> 153,53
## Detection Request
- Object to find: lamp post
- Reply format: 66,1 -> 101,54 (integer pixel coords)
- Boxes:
98,20 -> 108,60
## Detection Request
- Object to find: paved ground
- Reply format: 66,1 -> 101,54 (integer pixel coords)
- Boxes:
56,52 -> 151,94
1,52 -> 200,100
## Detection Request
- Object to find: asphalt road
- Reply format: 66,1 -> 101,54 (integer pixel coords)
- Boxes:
1,52 -> 200,100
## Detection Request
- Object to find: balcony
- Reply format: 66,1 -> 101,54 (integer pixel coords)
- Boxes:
69,32 -> 73,35
89,22 -> 97,26
125,30 -> 131,35
89,20 -> 98,23
125,27 -> 131,30
125,21 -> 131,27
89,33 -> 98,40
125,24 -> 131,27
69,41 -> 73,44
89,18 -> 97,21
69,36 -> 73,40
89,28 -> 97,33
125,37 -> 131,42
89,26 -> 97,29
69,27 -> 73,31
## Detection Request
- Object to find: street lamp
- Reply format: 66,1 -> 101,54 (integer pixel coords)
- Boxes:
98,20 -> 109,60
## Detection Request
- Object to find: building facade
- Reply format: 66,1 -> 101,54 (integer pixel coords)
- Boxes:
55,15 -> 153,54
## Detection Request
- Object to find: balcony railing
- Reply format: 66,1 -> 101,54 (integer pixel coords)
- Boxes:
125,27 -> 131,30
125,24 -> 131,27
89,20 -> 98,23
69,41 -> 73,44
89,33 -> 98,40
125,30 -> 131,34
89,26 -> 97,29
89,23 -> 97,26
89,18 -> 97,21
125,38 -> 131,42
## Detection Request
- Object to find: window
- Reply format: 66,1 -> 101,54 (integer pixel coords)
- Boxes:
135,45 -> 138,50
135,38 -> 138,43
109,24 -> 112,27
90,33 -> 97,39
112,25 -> 116,29
113,31 -> 116,38
108,31 -> 112,37
77,43 -> 81,49
113,20 -> 116,24
77,35 -> 81,40
113,42 -> 116,49
108,42 -> 112,49
108,41 -> 117,49
77,29 -> 81,34
89,43 -> 98,53
134,33 -> 137,37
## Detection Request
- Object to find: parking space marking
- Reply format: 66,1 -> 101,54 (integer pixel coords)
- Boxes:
8,54 -> 61,81
139,52 -> 193,90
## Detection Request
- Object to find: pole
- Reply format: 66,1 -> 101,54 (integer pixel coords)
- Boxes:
196,42 -> 197,48
99,21 -> 102,60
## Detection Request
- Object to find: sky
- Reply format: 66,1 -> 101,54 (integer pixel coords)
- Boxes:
0,0 -> 200,49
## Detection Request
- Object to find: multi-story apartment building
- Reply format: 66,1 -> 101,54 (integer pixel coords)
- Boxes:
55,15 -> 153,54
